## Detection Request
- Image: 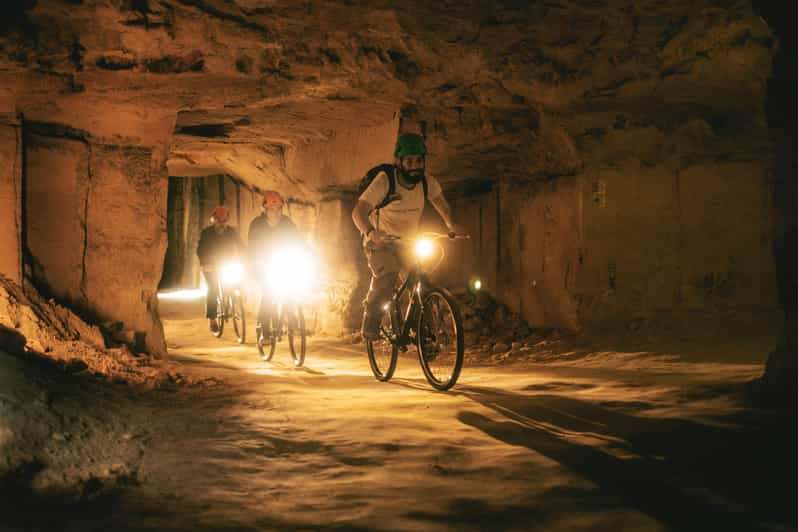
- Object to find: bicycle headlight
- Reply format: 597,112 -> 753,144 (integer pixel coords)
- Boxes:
263,247 -> 316,300
220,262 -> 245,284
414,238 -> 434,259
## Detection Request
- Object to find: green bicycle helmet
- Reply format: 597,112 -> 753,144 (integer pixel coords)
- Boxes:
394,133 -> 427,159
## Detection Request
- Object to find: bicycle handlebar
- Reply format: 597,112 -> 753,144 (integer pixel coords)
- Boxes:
382,232 -> 470,242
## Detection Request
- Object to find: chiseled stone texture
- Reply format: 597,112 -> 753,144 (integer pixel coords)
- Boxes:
0,114 -> 22,284
0,1 -> 783,344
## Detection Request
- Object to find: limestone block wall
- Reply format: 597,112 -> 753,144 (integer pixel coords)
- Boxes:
24,127 -> 169,355
286,118 -> 399,193
24,133 -> 88,308
444,161 -> 778,335
82,144 -> 168,355
0,114 -> 22,284
442,180 -> 581,331
574,162 -> 777,328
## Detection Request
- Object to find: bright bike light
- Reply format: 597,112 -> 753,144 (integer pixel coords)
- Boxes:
414,238 -> 434,259
220,262 -> 245,284
264,247 -> 316,300
474,279 -> 482,291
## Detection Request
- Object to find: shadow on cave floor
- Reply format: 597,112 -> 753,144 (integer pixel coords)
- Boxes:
3,337 -> 796,531
450,383 -> 798,532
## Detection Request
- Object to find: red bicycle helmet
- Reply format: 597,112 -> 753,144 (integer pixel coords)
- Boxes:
263,190 -> 284,208
211,205 -> 229,223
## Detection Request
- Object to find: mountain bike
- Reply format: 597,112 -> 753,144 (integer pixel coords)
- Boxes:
210,262 -> 246,344
256,302 -> 306,367
254,244 -> 315,367
365,232 -> 468,391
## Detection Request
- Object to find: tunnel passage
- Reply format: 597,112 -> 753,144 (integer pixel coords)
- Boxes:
3,3 -> 798,530
157,172 -> 366,336
0,0 -> 789,379
159,174 -> 263,291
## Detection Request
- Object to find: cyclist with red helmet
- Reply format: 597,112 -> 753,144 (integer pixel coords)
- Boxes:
197,205 -> 244,332
248,190 -> 302,332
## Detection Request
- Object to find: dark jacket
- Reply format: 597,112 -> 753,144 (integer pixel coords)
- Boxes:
247,214 -> 301,265
197,225 -> 243,268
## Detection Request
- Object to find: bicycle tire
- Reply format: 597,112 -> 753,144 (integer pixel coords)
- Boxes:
417,287 -> 464,391
366,311 -> 398,382
231,293 -> 246,344
213,293 -> 225,338
256,322 -> 267,359
288,305 -> 306,367
269,312 -> 279,360
257,314 -> 277,361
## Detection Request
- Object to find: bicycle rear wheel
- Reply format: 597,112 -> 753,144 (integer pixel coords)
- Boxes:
213,293 -> 225,338
257,314 -> 278,362
366,311 -> 398,382
231,293 -> 246,344
287,304 -> 306,367
417,288 -> 464,391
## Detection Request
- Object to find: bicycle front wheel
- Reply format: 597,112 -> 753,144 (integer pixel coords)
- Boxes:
231,293 -> 246,344
417,288 -> 464,391
366,311 -> 398,382
287,305 -> 306,367
213,294 -> 225,338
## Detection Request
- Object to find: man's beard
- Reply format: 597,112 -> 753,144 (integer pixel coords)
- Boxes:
400,167 -> 425,184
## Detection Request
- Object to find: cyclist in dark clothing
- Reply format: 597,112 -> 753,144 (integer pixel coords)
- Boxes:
248,190 -> 302,330
197,205 -> 244,332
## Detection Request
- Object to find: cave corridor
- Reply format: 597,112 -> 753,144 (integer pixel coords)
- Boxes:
1,1 -> 797,530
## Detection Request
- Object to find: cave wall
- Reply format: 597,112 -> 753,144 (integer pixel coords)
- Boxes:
441,179 -> 583,331
25,133 -> 88,307
443,159 -> 779,335
286,118 -> 399,193
1,0 -> 787,351
751,1 -> 798,392
421,5 -> 781,339
24,128 -> 170,354
83,144 -> 168,355
575,161 -> 776,329
0,114 -> 22,284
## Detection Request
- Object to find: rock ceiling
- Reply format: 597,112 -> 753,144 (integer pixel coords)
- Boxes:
0,0 -> 775,199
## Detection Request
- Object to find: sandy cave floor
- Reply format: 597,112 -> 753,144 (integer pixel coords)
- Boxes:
2,298 -> 797,532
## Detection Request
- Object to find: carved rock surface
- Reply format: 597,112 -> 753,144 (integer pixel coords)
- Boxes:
0,0 -> 783,345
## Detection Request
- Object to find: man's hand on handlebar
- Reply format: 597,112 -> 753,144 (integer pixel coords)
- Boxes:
446,223 -> 468,240
367,228 -> 389,246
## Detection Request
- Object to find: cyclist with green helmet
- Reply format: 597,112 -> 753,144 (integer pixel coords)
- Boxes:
352,132 -> 456,340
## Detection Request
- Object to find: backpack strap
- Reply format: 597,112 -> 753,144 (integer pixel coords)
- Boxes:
374,166 -> 427,209
374,165 -> 396,210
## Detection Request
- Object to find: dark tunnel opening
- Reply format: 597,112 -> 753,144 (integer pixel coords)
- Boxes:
158,174 -> 258,291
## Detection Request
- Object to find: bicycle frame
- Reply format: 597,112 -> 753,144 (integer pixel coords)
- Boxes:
262,299 -> 301,337
385,268 -> 429,348
216,278 -> 243,315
